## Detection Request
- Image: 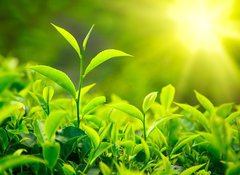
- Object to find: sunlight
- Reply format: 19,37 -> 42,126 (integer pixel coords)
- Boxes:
167,0 -> 239,53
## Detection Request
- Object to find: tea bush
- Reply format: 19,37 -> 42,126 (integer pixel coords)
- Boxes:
0,24 -> 239,175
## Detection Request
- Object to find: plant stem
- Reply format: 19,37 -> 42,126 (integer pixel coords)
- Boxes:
143,113 -> 147,141
76,57 -> 84,128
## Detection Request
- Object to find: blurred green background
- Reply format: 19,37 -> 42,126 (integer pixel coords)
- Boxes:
1,0 -> 240,106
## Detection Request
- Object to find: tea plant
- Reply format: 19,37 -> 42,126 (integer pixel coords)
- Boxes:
0,24 -> 239,175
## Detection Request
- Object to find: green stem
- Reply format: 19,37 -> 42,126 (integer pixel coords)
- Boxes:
143,113 -> 147,141
76,57 -> 84,128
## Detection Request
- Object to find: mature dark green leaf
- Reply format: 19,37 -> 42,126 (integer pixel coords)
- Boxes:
110,103 -> 144,121
44,111 -> 67,141
0,155 -> 44,173
82,96 -> 106,115
56,126 -> 85,143
142,91 -> 158,113
84,49 -> 132,76
0,128 -> 8,151
160,84 -> 175,111
29,65 -> 76,98
43,141 -> 60,169
83,25 -> 94,51
51,23 -> 81,58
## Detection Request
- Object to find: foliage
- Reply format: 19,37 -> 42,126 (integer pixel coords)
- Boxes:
0,24 -> 239,175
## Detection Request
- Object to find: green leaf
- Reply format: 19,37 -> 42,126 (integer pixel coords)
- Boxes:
82,124 -> 100,149
33,120 -> 45,145
81,83 -> 96,98
0,105 -> 18,124
83,24 -> 94,51
194,90 -> 214,113
43,86 -> 54,103
82,96 -> 106,115
51,23 -> 81,58
180,163 -> 205,175
0,128 -> 8,151
99,161 -> 112,175
29,65 -> 76,98
147,114 -> 182,136
44,111 -> 67,141
62,163 -> 76,175
171,134 -> 199,155
216,103 -> 233,118
160,84 -> 175,111
119,140 -> 135,155
90,142 -> 112,165
225,111 -> 240,124
141,138 -> 150,162
142,91 -> 158,113
0,73 -> 18,93
176,103 -> 210,132
29,92 -> 49,115
84,49 -> 132,76
110,103 -> 144,121
43,141 -> 60,170
0,155 -> 44,173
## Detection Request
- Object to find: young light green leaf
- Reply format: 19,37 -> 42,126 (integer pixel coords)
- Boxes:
195,90 -> 214,113
62,163 -> 76,175
33,120 -> 45,145
142,91 -> 158,113
80,83 -> 96,98
0,105 -> 19,124
51,23 -> 81,58
44,111 -> 67,141
147,114 -> 182,136
43,86 -> 54,103
176,103 -> 210,132
180,163 -> 205,175
225,111 -> 240,124
0,73 -> 18,93
84,49 -> 132,76
110,103 -> 144,121
141,138 -> 150,162
0,155 -> 45,173
99,161 -> 112,175
83,24 -> 95,51
82,96 -> 106,115
171,134 -> 200,155
82,124 -> 100,149
43,141 -> 60,170
90,142 -> 112,165
216,103 -> 233,118
160,84 -> 175,111
29,65 -> 76,98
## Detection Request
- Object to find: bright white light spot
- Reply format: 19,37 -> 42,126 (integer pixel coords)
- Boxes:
167,0 -> 239,53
